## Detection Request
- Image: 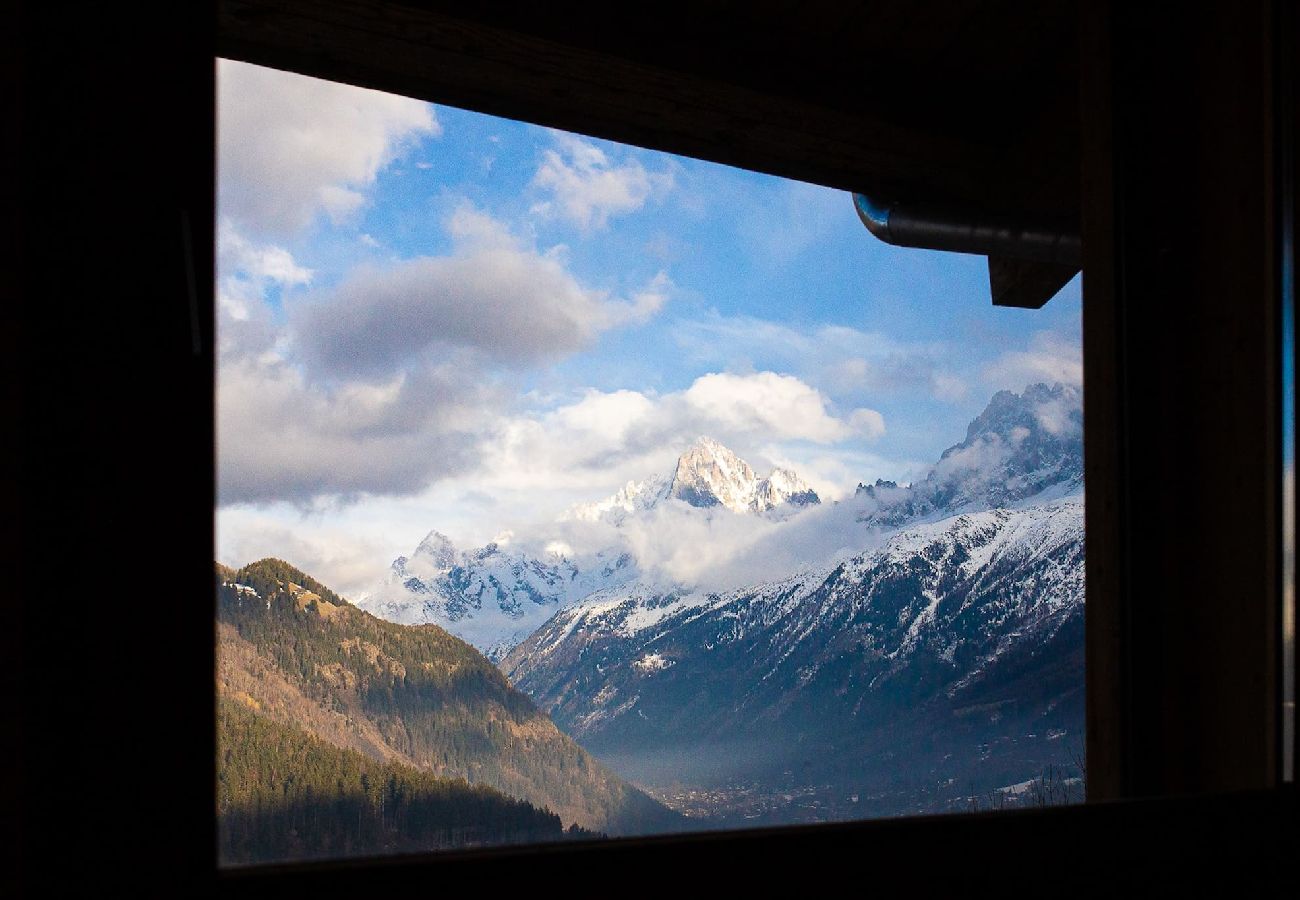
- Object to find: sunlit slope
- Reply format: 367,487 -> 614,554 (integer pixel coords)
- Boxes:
217,559 -> 684,836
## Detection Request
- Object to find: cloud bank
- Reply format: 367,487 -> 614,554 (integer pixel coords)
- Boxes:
289,206 -> 668,379
218,58 -> 438,236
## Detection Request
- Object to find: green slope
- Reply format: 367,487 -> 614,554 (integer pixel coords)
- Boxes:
218,698 -> 588,865
217,558 -> 683,837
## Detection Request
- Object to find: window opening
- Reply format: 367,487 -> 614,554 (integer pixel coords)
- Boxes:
215,59 -> 1086,866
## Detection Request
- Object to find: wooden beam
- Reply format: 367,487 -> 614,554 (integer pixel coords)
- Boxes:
216,0 -> 1071,216
988,257 -> 1078,308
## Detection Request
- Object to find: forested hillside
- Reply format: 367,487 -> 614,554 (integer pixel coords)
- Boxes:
218,698 -> 588,865
216,559 -> 682,840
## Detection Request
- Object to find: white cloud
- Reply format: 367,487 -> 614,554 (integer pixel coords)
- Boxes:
848,407 -> 887,439
983,331 -> 1083,391
217,354 -> 489,506
218,59 -> 438,236
681,372 -> 857,443
1029,385 -> 1083,437
469,371 -> 884,503
216,221 -> 308,354
219,221 -> 313,287
551,389 -> 657,441
531,132 -> 674,230
216,203 -> 671,509
217,512 -> 394,600
288,205 -> 670,379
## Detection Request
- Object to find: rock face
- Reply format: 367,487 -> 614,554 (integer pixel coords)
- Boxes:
663,437 -> 820,514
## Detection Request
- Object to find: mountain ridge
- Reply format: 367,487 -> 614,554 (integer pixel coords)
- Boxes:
502,492 -> 1085,820
359,382 -> 1082,670
855,382 -> 1082,528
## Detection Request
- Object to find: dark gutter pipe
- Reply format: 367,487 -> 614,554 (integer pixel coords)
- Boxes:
852,193 -> 1082,267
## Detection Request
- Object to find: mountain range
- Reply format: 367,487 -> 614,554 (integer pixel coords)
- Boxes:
499,382 -> 1084,819
503,494 -> 1084,821
855,382 -> 1082,527
358,435 -> 824,656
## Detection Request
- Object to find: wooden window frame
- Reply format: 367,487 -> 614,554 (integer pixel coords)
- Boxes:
9,1 -> 1297,893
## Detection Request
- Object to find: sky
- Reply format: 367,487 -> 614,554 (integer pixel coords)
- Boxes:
215,59 -> 1083,598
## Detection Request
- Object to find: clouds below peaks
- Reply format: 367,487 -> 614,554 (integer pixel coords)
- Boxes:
218,59 -> 438,237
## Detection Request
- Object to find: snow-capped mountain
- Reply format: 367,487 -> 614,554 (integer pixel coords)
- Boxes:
564,474 -> 671,525
361,382 -> 1081,692
360,533 -> 641,659
665,437 -> 820,514
360,439 -> 822,655
503,492 -> 1085,812
855,382 -> 1082,528
495,383 -> 1086,816
567,437 -> 820,523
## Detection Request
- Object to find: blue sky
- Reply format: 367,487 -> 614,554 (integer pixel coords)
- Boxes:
215,60 -> 1082,595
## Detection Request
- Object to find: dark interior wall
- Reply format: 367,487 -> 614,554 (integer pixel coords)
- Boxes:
6,0 -> 1297,893
12,2 -> 215,892
1083,0 -> 1282,799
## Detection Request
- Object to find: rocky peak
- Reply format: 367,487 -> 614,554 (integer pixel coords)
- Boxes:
667,437 -> 761,511
755,467 -> 820,509
957,382 -> 1081,450
858,382 -> 1082,528
413,531 -> 458,570
666,438 -> 820,513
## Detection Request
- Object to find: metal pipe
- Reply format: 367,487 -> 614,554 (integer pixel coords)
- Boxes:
853,192 -> 1081,267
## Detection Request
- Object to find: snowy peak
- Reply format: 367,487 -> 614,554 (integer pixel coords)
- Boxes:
956,381 -> 1081,456
856,382 -> 1083,527
666,437 -> 763,512
665,437 -> 820,514
565,474 -> 671,524
568,438 -> 820,523
413,530 -> 457,570
361,533 -> 638,660
756,466 -> 820,509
